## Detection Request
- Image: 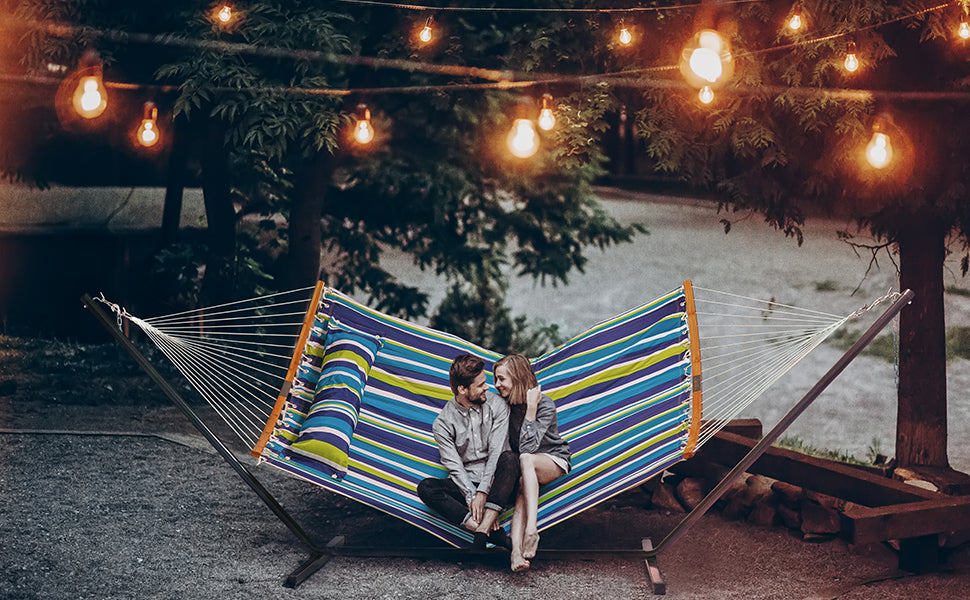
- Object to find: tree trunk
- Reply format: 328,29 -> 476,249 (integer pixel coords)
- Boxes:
284,151 -> 336,289
896,214 -> 949,468
160,115 -> 190,245
199,118 -> 236,306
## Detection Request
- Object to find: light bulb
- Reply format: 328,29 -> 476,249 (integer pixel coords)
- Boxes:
788,13 -> 802,31
960,21 -> 970,39
218,4 -> 232,23
537,93 -> 555,131
689,47 -> 723,83
419,17 -> 433,44
618,26 -> 633,46
72,74 -> 107,119
698,86 -> 715,104
507,118 -> 538,158
137,102 -> 160,147
844,42 -> 859,72
866,131 -> 892,168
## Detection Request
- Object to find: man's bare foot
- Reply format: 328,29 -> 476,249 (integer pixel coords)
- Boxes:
511,552 -> 530,572
522,530 -> 540,559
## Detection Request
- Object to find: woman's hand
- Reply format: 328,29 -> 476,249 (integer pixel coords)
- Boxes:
526,385 -> 541,410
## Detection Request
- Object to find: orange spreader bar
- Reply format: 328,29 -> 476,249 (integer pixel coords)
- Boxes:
251,280 -> 325,458
682,280 -> 703,459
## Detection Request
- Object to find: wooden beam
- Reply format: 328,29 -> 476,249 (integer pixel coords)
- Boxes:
697,431 -> 938,507
841,496 -> 970,545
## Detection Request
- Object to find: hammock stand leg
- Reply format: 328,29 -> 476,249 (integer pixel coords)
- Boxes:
646,289 -> 914,564
82,294 -> 330,587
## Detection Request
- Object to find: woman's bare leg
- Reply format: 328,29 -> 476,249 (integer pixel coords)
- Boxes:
520,453 -> 565,559
510,492 -> 530,571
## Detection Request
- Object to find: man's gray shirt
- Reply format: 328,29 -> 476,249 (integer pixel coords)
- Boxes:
431,390 -> 510,505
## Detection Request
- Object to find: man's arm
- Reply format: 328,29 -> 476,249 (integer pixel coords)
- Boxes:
476,394 -> 510,496
432,417 -> 477,504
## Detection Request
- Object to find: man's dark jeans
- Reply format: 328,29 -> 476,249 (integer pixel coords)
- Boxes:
417,450 -> 519,526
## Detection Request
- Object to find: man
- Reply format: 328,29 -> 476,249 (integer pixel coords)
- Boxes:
417,354 -> 518,550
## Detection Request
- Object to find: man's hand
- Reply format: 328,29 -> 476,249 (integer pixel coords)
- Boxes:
468,491 -> 487,523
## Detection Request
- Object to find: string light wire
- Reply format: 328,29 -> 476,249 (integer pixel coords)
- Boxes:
326,0 -> 768,13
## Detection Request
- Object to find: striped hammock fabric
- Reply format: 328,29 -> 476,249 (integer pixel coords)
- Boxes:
260,284 -> 694,547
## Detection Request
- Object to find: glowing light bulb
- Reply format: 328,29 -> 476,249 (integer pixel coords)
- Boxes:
419,17 -> 434,44
507,118 -> 538,158
788,9 -> 803,31
866,131 -> 892,168
698,86 -> 715,104
844,42 -> 859,72
137,102 -> 160,147
218,4 -> 232,23
72,74 -> 107,119
537,94 -> 555,131
960,21 -> 970,39
618,25 -> 633,46
688,31 -> 728,83
353,104 -> 374,144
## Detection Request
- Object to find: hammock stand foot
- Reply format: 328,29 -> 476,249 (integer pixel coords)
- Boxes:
642,538 -> 666,595
285,537 -> 346,588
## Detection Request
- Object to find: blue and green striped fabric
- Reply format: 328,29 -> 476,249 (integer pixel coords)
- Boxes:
262,285 -> 692,547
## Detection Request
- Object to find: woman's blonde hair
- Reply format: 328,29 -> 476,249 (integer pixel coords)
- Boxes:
493,354 -> 538,405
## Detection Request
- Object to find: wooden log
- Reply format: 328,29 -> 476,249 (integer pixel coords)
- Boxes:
841,496 -> 970,545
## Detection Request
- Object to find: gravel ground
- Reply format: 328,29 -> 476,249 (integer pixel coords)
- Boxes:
1,396 -> 969,600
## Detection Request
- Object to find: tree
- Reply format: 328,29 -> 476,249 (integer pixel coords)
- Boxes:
636,0 -> 970,477
4,0 -> 642,355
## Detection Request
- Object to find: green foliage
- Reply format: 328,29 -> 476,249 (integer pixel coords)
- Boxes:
946,326 -> 970,361
775,435 -> 867,465
813,279 -> 839,292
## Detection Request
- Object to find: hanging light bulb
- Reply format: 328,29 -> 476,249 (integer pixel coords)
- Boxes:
419,16 -> 434,44
865,129 -> 892,169
618,20 -> 633,46
353,104 -> 374,144
959,20 -> 970,39
136,102 -> 160,147
687,30 -> 729,84
507,118 -> 538,158
844,41 -> 860,72
71,57 -> 108,120
788,6 -> 803,31
698,86 -> 715,104
537,93 -> 556,131
217,2 -> 233,24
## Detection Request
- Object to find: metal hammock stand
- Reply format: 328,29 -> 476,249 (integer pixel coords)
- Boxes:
81,288 -> 913,594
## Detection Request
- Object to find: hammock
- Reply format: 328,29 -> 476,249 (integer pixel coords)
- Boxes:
96,280 -> 896,552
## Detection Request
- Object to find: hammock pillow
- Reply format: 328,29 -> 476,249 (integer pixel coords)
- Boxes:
288,320 -> 383,479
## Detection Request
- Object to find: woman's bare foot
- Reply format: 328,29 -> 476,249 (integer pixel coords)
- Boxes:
522,529 -> 540,559
464,517 -> 481,532
511,552 -> 530,572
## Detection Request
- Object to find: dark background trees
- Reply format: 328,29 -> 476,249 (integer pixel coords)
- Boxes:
2,0 -> 969,476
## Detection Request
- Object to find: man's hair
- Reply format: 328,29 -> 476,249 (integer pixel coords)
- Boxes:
449,354 -> 485,395
493,354 -> 538,405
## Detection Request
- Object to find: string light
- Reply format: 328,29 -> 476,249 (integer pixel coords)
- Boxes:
507,118 -> 538,158
537,93 -> 555,131
136,102 -> 160,147
698,85 -> 714,104
353,103 -> 375,144
959,20 -> 970,39
217,2 -> 233,24
844,41 -> 859,72
685,30 -> 732,84
418,16 -> 434,44
71,51 -> 108,119
866,130 -> 892,168
618,20 -> 633,46
788,6 -> 803,31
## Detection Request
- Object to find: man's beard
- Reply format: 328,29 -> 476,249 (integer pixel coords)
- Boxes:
469,392 -> 487,405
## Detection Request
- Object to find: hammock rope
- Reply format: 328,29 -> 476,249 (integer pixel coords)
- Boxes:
94,282 -> 899,547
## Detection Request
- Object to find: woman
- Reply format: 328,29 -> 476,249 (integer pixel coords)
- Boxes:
493,354 -> 570,572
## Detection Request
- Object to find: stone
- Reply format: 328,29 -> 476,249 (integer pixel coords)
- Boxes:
650,481 -> 686,513
803,489 -> 847,512
777,503 -> 802,530
747,502 -> 777,527
675,477 -> 706,511
742,474 -> 776,506
720,495 -> 749,521
800,499 -> 841,535
770,480 -> 803,508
